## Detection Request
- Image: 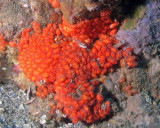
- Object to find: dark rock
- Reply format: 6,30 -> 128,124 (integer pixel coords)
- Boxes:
60,0 -> 122,24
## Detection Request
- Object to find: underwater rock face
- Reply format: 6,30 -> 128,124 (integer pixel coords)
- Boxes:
0,0 -> 54,41
0,83 -> 41,128
60,0 -> 122,24
0,0 -> 160,128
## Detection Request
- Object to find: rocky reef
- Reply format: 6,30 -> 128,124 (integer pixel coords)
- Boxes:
0,0 -> 160,128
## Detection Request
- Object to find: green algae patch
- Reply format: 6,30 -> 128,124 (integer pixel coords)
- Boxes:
120,5 -> 147,30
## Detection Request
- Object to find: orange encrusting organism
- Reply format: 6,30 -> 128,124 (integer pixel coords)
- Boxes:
9,41 -> 17,47
122,85 -> 138,96
0,33 -> 8,51
59,10 -> 119,44
48,0 -> 60,8
17,10 -> 138,123
18,23 -> 112,123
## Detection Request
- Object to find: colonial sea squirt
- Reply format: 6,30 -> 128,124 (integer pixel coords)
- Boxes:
17,10 -> 138,123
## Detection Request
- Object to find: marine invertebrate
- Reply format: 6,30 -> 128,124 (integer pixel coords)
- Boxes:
8,41 -> 17,47
0,33 -> 8,51
48,0 -> 60,8
18,22 -> 112,123
59,10 -> 119,44
17,9 -> 138,123
122,85 -> 138,96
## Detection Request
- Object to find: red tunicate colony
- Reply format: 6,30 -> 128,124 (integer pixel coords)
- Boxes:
17,9 -> 137,123
0,0 -> 139,123
0,33 -> 8,51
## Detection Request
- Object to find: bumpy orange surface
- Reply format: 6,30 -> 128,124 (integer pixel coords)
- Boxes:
0,33 -> 8,51
48,0 -> 60,8
59,10 -> 119,44
17,10 -> 137,123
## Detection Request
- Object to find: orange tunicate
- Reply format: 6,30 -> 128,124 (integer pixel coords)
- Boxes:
126,85 -> 132,91
127,62 -> 138,68
109,21 -> 119,29
48,0 -> 60,8
0,33 -> 8,51
110,28 -> 118,36
119,78 -> 125,83
17,9 -> 138,123
9,41 -> 17,47
122,84 -> 138,96
120,58 -> 127,68
18,21 -> 114,123
56,28 -> 61,36
0,44 -> 7,51
103,38 -> 112,44
116,51 -> 123,60
59,10 -> 120,44
96,94 -> 104,103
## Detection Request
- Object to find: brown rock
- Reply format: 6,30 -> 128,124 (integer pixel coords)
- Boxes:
126,94 -> 143,114
60,0 -> 122,24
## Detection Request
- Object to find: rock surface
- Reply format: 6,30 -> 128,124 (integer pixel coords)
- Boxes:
60,0 -> 122,24
0,0 -> 160,128
0,82 -> 40,128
